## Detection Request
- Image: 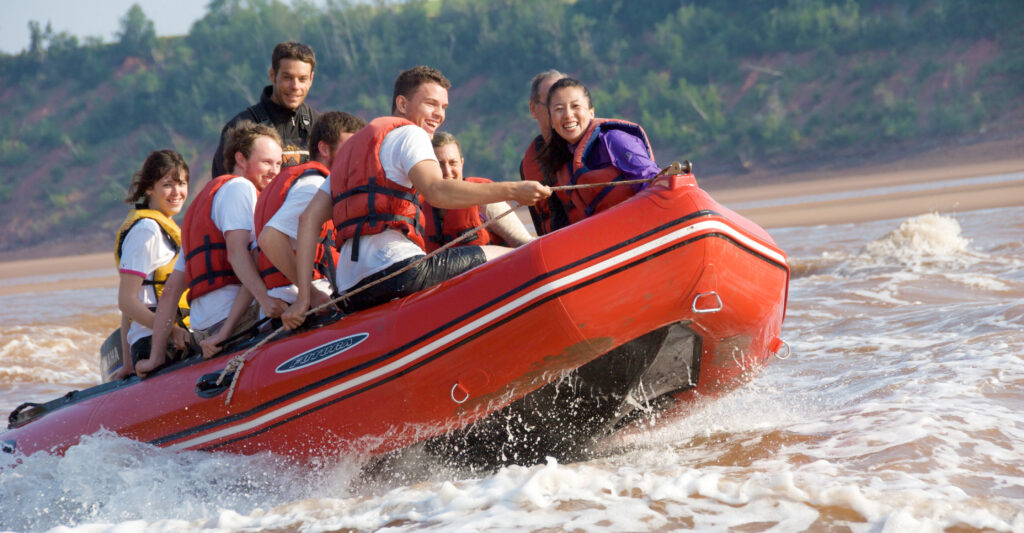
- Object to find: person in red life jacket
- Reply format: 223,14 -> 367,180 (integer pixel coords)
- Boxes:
519,69 -> 567,236
112,150 -> 191,380
211,42 -> 320,178
424,131 -> 533,252
537,77 -> 660,231
256,111 -> 365,303
196,112 -> 366,355
139,122 -> 288,376
280,65 -> 551,328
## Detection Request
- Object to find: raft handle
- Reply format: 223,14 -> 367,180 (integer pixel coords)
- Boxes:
196,371 -> 234,398
1,440 -> 14,454
8,402 -> 44,428
451,382 -> 469,404
771,339 -> 792,360
692,292 -> 723,313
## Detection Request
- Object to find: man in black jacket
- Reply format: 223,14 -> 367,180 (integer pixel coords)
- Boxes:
211,42 -> 321,178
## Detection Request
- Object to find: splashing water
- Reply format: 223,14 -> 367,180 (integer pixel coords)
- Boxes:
859,212 -> 971,266
1,206 -> 1023,532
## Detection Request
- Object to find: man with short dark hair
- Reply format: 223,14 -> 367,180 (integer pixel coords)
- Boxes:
211,41 -> 321,178
252,111 -> 365,315
280,66 -> 551,327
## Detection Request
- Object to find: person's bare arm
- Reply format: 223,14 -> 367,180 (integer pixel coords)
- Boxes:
281,191 -> 332,330
118,274 -> 156,330
199,286 -> 254,358
410,160 -> 550,209
136,270 -> 186,377
482,202 -> 534,247
113,313 -> 133,380
224,229 -> 286,318
258,227 -> 299,285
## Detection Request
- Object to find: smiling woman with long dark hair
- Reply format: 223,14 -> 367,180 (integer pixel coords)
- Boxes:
112,149 -> 190,379
537,77 -> 660,231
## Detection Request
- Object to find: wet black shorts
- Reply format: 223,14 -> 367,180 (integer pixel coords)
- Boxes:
130,336 -> 153,367
130,336 -> 186,367
339,246 -> 486,313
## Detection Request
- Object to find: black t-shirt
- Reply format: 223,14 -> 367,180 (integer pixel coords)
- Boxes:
210,85 -> 319,178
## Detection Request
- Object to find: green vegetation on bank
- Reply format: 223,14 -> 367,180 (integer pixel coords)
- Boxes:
0,0 -> 1021,251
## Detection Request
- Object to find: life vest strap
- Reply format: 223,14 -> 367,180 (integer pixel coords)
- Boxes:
297,167 -> 326,179
188,235 -> 232,289
318,232 -> 338,291
333,176 -> 423,262
188,269 -> 237,289
331,182 -> 420,205
185,240 -> 227,261
582,173 -> 630,217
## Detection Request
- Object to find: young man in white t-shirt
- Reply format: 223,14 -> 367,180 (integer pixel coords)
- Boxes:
257,111 -> 364,305
195,112 -> 366,355
139,122 -> 288,376
280,66 -> 552,329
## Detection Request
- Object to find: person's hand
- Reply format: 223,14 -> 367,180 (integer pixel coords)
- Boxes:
134,355 -> 163,378
510,181 -> 551,206
111,362 -> 134,381
258,296 -> 289,318
170,325 -> 191,351
281,299 -> 308,330
200,332 -> 227,359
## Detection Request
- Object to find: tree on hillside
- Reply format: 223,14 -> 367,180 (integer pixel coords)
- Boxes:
117,4 -> 157,59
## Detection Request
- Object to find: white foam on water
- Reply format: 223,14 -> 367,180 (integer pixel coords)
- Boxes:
0,325 -> 102,387
2,206 -> 1023,532
0,430 -> 366,532
857,212 -> 972,267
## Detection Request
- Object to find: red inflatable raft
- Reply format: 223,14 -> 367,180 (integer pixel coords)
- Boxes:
3,169 -> 790,467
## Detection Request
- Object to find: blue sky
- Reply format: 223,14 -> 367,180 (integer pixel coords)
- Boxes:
0,0 -> 210,54
0,0 -> 329,55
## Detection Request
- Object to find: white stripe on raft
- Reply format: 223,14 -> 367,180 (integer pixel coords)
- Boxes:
168,218 -> 785,450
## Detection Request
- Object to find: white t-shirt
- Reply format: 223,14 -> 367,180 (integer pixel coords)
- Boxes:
323,125 -> 437,291
176,176 -> 259,330
264,172 -> 333,303
118,218 -> 178,346
266,173 -> 325,240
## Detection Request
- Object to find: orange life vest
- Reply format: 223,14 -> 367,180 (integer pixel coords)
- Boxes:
253,161 -> 339,291
421,177 -> 502,252
183,175 -> 245,302
554,118 -> 655,223
330,116 -> 426,261
520,135 -> 558,236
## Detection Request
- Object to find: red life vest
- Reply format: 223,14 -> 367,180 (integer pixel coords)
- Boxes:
520,135 -> 557,236
421,177 -> 503,252
330,116 -> 426,261
183,175 -> 244,302
554,118 -> 654,223
253,161 -> 339,291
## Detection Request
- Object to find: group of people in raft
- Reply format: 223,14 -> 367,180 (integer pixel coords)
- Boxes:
113,42 -> 661,379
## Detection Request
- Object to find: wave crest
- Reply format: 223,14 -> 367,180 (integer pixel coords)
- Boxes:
858,213 -> 970,266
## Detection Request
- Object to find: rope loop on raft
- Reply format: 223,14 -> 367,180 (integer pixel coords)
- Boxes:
216,161 -> 688,404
